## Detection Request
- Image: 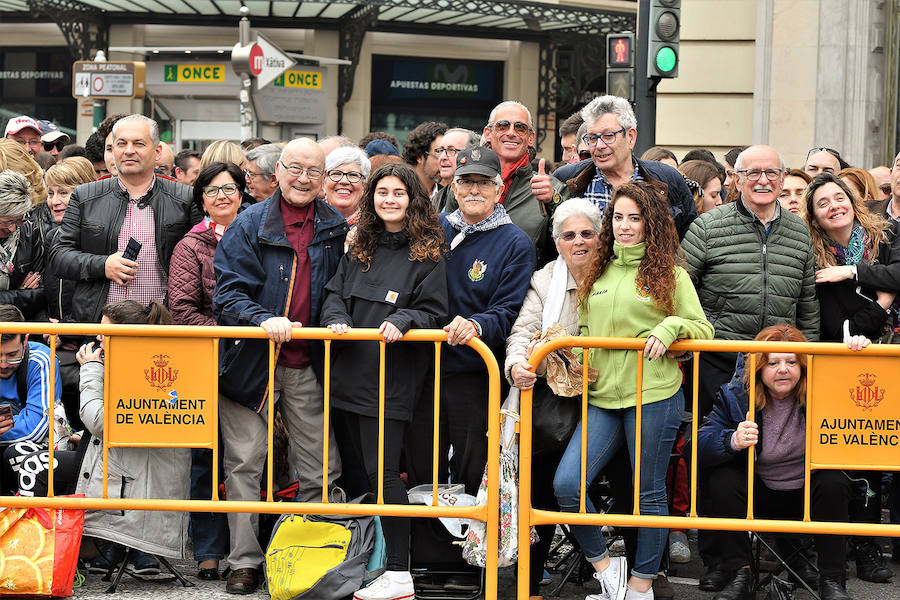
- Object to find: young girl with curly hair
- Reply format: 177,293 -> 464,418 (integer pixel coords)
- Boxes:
553,180 -> 713,600
321,162 -> 448,600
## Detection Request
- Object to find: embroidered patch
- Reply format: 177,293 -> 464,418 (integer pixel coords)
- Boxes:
471,148 -> 481,161
468,259 -> 488,282
385,290 -> 399,304
635,285 -> 652,302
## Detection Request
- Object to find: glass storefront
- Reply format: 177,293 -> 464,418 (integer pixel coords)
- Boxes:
0,47 -> 75,131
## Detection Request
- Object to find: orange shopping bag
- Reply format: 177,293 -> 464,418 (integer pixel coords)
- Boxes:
0,497 -> 85,597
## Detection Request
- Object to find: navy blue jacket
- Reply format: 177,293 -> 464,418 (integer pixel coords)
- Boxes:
213,191 -> 348,411
552,157 -> 697,239
440,216 -> 535,375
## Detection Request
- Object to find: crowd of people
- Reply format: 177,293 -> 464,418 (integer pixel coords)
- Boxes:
0,93 -> 898,600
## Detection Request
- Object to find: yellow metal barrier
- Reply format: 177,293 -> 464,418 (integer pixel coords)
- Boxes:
0,323 -> 501,600
518,336 -> 900,600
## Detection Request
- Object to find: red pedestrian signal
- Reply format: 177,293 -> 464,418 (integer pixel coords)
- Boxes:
607,33 -> 634,68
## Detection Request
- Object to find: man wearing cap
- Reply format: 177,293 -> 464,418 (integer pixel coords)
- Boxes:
37,120 -> 70,160
413,145 -> 534,497
4,117 -> 42,159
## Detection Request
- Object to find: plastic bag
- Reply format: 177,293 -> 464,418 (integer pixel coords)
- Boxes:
407,483 -> 479,538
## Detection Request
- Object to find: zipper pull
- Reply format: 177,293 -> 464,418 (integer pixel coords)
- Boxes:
762,244 -> 767,256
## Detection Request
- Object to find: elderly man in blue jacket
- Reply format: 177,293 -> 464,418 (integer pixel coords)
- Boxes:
531,94 -> 697,239
213,137 -> 347,595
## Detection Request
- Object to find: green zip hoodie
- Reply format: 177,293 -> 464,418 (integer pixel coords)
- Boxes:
578,241 -> 714,409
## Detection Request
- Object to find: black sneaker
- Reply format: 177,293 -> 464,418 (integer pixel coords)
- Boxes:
130,550 -> 161,576
855,541 -> 893,583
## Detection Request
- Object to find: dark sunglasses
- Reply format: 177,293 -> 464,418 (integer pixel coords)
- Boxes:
559,229 -> 596,242
43,140 -> 65,152
492,120 -> 530,134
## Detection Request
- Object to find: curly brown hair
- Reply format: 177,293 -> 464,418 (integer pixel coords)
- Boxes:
351,162 -> 445,267
577,180 -> 681,314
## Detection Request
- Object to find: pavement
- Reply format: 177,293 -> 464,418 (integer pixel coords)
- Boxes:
71,530 -> 900,599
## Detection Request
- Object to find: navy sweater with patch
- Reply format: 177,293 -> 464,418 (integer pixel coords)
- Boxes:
441,217 -> 536,374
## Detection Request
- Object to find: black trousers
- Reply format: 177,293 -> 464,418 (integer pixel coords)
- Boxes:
333,408 -> 410,571
442,371 -> 491,496
706,461 -> 849,579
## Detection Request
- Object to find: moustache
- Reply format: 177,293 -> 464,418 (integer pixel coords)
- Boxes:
752,185 -> 774,193
463,195 -> 487,203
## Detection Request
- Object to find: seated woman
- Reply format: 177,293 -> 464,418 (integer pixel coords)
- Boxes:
552,180 -> 713,600
698,325 -> 862,600
76,300 -> 191,576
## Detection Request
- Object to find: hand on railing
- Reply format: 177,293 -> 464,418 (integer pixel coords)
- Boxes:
260,316 -> 301,342
511,362 -> 537,390
642,335 -> 668,361
731,411 -> 758,451
444,315 -> 478,346
378,321 -> 402,343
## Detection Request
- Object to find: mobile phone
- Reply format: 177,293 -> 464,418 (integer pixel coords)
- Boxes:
0,402 -> 12,420
122,237 -> 142,262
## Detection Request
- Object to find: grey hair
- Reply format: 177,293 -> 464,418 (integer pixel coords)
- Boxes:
552,198 -> 603,239
487,101 -> 534,131
245,143 -> 282,178
319,135 -> 354,147
580,95 -> 637,132
575,123 -> 588,147
445,127 -> 481,150
325,145 -> 371,180
0,170 -> 33,216
733,146 -> 786,177
112,114 -> 160,146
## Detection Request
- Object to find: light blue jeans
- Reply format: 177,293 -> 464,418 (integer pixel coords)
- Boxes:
553,390 -> 683,579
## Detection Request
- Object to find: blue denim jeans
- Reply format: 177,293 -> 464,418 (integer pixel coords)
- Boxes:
553,390 -> 683,579
189,448 -> 229,562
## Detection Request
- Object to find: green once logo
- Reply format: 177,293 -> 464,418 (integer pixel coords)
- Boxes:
164,65 -> 178,82
655,47 -> 677,74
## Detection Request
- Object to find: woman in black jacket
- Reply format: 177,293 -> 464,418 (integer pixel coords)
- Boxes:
321,162 -> 448,600
803,171 -> 900,584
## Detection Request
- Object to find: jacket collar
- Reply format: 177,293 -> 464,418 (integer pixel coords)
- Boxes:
735,195 -> 781,227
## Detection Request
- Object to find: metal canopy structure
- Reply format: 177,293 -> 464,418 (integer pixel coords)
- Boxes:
4,0 -> 635,149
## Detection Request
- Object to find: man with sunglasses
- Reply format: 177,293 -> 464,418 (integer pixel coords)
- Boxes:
49,114 -> 194,325
804,147 -> 846,177
38,120 -> 70,160
534,95 -> 696,240
4,116 -> 42,159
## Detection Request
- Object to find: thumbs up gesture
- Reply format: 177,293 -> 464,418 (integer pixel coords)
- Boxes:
531,158 -> 555,203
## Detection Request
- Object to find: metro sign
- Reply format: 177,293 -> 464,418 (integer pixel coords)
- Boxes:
252,34 -> 295,89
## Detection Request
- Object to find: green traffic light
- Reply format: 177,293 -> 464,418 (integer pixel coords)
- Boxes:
655,46 -> 677,74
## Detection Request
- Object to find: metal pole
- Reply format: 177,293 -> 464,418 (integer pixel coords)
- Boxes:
634,0 -> 657,155
237,6 -> 255,140
92,50 -> 107,131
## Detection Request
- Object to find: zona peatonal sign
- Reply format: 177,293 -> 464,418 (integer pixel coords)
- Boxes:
809,354 -> 900,470
72,61 -> 146,99
105,336 -> 217,449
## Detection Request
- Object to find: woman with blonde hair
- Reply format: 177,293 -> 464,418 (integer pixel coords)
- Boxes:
838,167 -> 880,207
200,140 -> 244,170
0,138 -> 46,205
679,159 -> 722,214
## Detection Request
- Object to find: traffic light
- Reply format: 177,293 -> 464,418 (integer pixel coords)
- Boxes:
606,32 -> 635,101
647,0 -> 680,78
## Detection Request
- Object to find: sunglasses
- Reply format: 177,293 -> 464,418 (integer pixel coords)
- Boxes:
492,120 -> 530,134
559,229 -> 596,242
43,140 -> 65,152
807,146 -> 841,160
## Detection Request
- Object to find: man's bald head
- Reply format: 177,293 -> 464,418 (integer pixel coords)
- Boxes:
276,138 -> 326,207
156,143 -> 175,177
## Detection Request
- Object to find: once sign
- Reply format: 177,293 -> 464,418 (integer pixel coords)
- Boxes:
105,336 -> 217,449
809,355 -> 900,470
164,64 -> 226,83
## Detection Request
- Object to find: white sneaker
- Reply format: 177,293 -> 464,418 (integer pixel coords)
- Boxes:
668,530 -> 691,564
623,584 -> 654,599
586,556 -> 627,600
353,571 -> 415,600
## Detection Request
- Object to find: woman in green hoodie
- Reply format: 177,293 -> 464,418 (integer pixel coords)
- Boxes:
553,180 -> 713,600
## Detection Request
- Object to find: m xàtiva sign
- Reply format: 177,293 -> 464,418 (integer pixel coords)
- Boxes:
372,55 -> 502,104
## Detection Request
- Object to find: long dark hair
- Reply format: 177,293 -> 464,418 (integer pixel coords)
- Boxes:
578,180 -> 680,314
102,300 -> 173,325
192,161 -> 246,215
351,162 -> 445,267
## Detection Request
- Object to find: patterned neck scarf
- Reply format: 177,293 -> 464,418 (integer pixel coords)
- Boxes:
0,228 -> 21,290
445,204 -> 513,250
202,216 -> 228,242
825,220 -> 869,266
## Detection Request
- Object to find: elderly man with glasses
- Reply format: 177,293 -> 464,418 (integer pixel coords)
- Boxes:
679,144 -> 820,598
213,137 -> 346,595
532,94 -> 696,240
243,143 -> 282,203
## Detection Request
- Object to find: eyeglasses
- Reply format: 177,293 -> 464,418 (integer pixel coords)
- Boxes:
491,120 -> 531,134
807,147 -> 841,160
243,169 -> 262,180
43,140 -> 65,152
0,217 -> 25,229
201,183 -> 240,198
327,169 -> 364,184
736,168 -> 783,182
0,344 -> 25,366
431,147 -> 462,158
455,178 -> 499,192
279,162 -> 324,180
14,138 -> 41,148
559,229 -> 596,242
582,129 -> 627,147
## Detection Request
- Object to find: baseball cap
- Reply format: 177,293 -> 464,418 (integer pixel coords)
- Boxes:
364,139 -> 400,158
455,146 -> 500,178
4,116 -> 40,137
38,120 -> 70,144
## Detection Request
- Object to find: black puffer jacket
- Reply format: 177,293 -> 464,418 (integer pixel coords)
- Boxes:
0,206 -> 47,319
681,199 -> 819,341
48,175 -> 193,323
